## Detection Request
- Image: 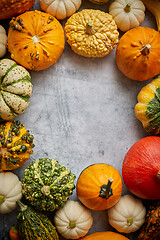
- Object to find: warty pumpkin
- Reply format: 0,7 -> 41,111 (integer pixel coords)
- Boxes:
79,231 -> 129,240
76,163 -> 123,210
116,26 -> 160,81
0,120 -> 34,172
0,26 -> 7,58
65,9 -> 119,58
8,10 -> 65,71
0,59 -> 33,120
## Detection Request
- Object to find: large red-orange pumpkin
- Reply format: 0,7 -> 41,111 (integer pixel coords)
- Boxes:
76,163 -> 123,210
8,10 -> 65,71
116,26 -> 160,81
80,231 -> 129,240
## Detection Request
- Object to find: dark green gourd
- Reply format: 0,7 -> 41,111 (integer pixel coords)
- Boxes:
17,201 -> 59,240
21,158 -> 76,211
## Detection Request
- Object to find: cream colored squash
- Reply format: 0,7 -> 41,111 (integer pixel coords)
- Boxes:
0,25 -> 7,58
54,200 -> 93,239
109,0 -> 145,32
108,194 -> 146,233
39,0 -> 82,20
0,172 -> 22,214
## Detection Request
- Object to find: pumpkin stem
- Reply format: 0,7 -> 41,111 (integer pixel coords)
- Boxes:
16,200 -> 28,212
141,44 -> 151,55
157,170 -> 160,179
127,217 -> 134,226
85,23 -> 95,35
11,223 -> 19,234
0,195 -> 4,204
41,185 -> 51,196
68,221 -> 76,229
99,178 -> 113,199
124,4 -> 131,13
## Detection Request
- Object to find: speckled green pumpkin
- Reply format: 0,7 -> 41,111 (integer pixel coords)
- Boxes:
22,158 -> 76,211
17,201 -> 59,240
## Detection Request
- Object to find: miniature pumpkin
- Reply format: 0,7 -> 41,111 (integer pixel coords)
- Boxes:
54,200 -> 93,239
0,0 -> 35,20
0,26 -> 7,58
116,26 -> 160,81
21,158 -> 76,211
0,172 -> 22,214
65,9 -> 119,58
0,59 -> 33,120
40,0 -> 82,20
76,163 -> 123,210
108,194 -> 146,233
80,231 -> 130,240
8,10 -> 65,71
109,0 -> 145,32
122,136 -> 160,200
0,120 -> 34,172
9,224 -> 20,240
135,75 -> 160,134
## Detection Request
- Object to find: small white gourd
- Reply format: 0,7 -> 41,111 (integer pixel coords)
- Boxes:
39,0 -> 82,20
54,200 -> 93,239
0,172 -> 22,214
0,25 -> 7,58
109,0 -> 145,32
108,194 -> 146,233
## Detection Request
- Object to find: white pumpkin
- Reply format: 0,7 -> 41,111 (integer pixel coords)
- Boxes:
109,0 -> 145,32
108,194 -> 146,233
39,0 -> 82,20
0,172 -> 22,214
0,25 -> 7,58
0,58 -> 33,120
54,200 -> 93,239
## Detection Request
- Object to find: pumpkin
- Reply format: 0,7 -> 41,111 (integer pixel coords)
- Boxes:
16,201 -> 59,240
0,59 -> 33,120
135,75 -> 160,134
0,0 -> 35,20
8,10 -> 65,71
65,9 -> 119,58
0,172 -> 22,214
9,224 -> 20,240
0,120 -> 34,172
54,200 -> 93,239
137,201 -> 160,240
39,0 -> 82,20
0,26 -> 7,58
21,158 -> 76,211
108,194 -> 146,233
122,136 -> 160,200
76,163 -> 123,210
116,26 -> 160,81
79,231 -> 130,240
109,0 -> 145,32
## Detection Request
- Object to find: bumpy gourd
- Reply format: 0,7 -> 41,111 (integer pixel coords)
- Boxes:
65,9 -> 119,58
17,201 -> 59,240
135,75 -> 160,134
0,120 -> 34,172
0,26 -> 7,58
22,158 -> 76,211
0,59 -> 33,120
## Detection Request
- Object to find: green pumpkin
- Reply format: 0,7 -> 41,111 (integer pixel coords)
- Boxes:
22,158 -> 76,211
17,201 -> 59,240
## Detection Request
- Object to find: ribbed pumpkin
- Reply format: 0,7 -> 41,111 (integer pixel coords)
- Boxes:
21,158 -> 76,211
135,75 -> 160,134
17,201 -> 59,240
0,121 -> 34,172
8,10 -> 65,71
76,163 -> 123,210
0,59 -> 33,120
80,231 -> 129,240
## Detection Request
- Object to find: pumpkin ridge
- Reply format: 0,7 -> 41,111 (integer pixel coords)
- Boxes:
1,63 -> 17,84
2,75 -> 31,87
0,94 -> 17,117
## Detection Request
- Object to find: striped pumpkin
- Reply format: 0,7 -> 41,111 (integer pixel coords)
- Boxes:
17,201 -> 59,240
0,58 -> 33,120
0,120 -> 34,172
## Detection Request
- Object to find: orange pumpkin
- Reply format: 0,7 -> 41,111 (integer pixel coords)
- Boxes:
116,26 -> 160,81
80,231 -> 129,240
76,163 -> 123,210
8,10 -> 65,71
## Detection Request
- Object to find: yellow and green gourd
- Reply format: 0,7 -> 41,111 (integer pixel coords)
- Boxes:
135,76 -> 160,134
22,158 -> 76,211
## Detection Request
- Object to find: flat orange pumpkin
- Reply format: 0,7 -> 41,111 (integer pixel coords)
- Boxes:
76,163 -> 123,210
8,10 -> 65,71
80,231 -> 129,240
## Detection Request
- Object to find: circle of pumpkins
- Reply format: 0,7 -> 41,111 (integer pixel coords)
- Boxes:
0,0 -> 160,240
